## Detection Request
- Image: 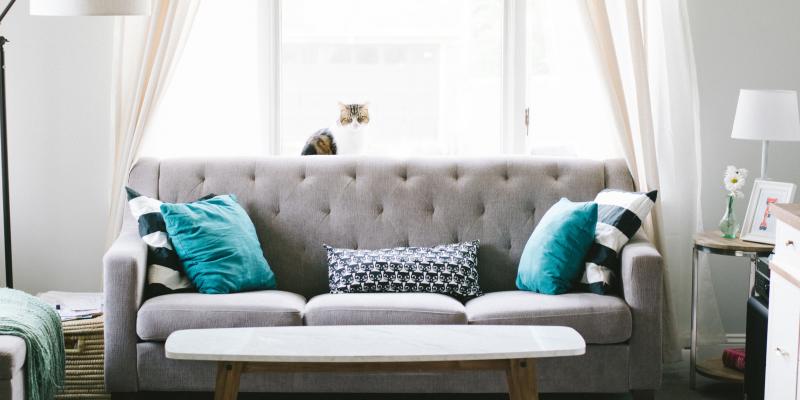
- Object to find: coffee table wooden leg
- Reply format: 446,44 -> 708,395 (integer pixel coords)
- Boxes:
214,362 -> 243,400
507,358 -> 539,400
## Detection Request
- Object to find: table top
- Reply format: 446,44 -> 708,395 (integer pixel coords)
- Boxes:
165,325 -> 586,363
693,230 -> 773,254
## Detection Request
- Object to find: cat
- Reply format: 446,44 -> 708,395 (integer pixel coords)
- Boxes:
300,129 -> 337,155
301,102 -> 369,155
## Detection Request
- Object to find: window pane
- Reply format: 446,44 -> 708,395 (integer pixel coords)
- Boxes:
526,0 -> 621,159
280,0 -> 504,155
141,0 -> 265,158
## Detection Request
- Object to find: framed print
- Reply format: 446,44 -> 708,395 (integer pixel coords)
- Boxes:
741,179 -> 797,244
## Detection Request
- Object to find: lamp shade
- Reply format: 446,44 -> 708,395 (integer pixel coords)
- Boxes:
731,89 -> 800,141
30,0 -> 151,16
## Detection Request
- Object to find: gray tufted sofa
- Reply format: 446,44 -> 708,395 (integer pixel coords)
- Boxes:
104,156 -> 663,398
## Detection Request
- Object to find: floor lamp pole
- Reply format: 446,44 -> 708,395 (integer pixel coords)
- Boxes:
0,35 -> 10,288
0,0 -> 15,289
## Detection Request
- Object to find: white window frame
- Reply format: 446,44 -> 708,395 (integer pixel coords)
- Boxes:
258,0 -> 530,155
259,0 -> 282,155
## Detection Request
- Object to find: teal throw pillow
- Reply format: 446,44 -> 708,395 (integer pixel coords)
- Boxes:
516,198 -> 598,295
160,194 -> 276,294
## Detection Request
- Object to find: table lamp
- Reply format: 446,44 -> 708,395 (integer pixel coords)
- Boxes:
0,0 -> 150,288
731,89 -> 800,179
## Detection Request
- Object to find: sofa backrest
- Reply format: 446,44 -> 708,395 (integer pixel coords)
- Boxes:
127,156 -> 634,298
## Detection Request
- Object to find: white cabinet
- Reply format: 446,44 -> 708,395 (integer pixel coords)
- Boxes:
775,221 -> 800,267
765,271 -> 800,399
766,216 -> 800,400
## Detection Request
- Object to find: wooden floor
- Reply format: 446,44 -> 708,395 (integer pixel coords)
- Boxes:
130,352 -> 744,400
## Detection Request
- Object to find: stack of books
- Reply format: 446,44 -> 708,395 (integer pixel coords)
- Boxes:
722,347 -> 746,372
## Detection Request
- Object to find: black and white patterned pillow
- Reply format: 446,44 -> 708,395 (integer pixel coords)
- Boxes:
581,189 -> 658,294
125,187 -> 214,299
325,241 -> 482,299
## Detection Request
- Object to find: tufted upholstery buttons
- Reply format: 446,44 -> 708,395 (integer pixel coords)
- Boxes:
148,157 -> 623,298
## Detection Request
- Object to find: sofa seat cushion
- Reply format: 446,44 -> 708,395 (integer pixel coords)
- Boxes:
304,293 -> 467,325
136,290 -> 305,341
465,291 -> 631,344
0,336 -> 25,380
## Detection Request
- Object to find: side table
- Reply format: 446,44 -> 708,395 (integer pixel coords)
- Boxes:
690,231 -> 773,389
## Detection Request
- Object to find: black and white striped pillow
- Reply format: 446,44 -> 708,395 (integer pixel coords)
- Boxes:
581,189 -> 657,294
125,188 -> 214,299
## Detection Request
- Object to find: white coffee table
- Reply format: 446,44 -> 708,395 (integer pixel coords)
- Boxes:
165,325 -> 586,400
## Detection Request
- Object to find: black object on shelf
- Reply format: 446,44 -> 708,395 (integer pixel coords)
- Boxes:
744,257 -> 770,400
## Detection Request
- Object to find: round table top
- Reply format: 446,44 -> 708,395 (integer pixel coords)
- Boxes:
693,230 -> 773,254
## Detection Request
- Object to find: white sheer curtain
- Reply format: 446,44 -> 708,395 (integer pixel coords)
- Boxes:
107,0 -> 200,243
584,0 -> 723,361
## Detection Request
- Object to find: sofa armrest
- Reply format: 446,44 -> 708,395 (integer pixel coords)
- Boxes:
620,236 -> 663,390
103,217 -> 147,392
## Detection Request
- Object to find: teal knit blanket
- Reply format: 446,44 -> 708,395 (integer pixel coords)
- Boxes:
0,288 -> 65,400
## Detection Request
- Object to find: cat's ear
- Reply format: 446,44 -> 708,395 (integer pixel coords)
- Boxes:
360,102 -> 370,109
338,101 -> 348,110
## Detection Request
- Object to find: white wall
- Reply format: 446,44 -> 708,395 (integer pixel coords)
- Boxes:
0,0 -> 114,293
688,0 -> 800,335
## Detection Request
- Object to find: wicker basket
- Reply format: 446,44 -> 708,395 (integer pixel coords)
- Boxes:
55,315 -> 110,400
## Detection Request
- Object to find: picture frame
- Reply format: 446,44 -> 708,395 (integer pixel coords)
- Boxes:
740,179 -> 797,244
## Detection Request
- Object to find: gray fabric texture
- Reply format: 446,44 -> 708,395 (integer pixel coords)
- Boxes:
105,156 -> 659,394
151,157 -> 621,297
137,291 -> 306,341
0,368 -> 24,400
304,293 -> 467,325
136,341 -> 630,393
0,336 -> 24,380
621,237 -> 664,389
103,219 -> 147,392
603,159 -> 636,191
103,158 -> 158,392
465,291 -> 632,344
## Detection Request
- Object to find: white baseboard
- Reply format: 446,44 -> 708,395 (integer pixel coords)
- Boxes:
726,333 -> 746,344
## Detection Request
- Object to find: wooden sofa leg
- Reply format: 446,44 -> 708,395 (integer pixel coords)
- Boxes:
631,389 -> 655,400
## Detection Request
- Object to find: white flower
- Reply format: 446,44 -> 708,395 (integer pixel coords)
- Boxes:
723,165 -> 748,198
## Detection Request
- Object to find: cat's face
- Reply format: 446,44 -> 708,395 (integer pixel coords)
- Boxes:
338,102 -> 369,128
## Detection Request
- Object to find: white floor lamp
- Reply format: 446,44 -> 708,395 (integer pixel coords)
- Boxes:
0,0 -> 150,288
731,89 -> 800,180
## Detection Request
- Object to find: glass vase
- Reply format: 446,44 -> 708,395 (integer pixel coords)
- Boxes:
719,194 -> 739,239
